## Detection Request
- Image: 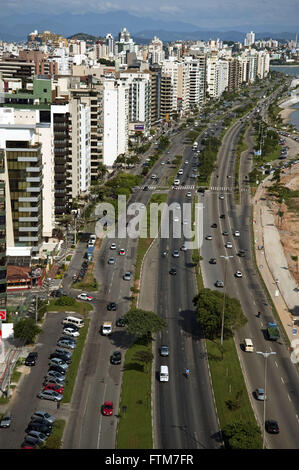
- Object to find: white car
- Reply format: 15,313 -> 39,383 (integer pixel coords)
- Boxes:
234,230 -> 240,237
110,243 -> 116,250
108,258 -> 115,265
180,244 -> 187,251
205,235 -> 213,240
225,241 -> 232,248
172,250 -> 179,258
123,272 -> 131,281
219,194 -> 224,200
174,216 -> 180,222
185,161 -> 189,164
63,328 -> 80,338
151,174 -> 157,179
178,169 -> 184,175
235,270 -> 243,278
186,192 -> 192,197
173,179 -> 180,186
77,293 -> 93,301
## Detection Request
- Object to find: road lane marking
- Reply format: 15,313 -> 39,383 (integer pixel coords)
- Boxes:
281,377 -> 285,384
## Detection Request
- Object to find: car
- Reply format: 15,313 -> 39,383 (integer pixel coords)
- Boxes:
77,293 -> 93,301
143,186 -> 149,191
220,214 -> 225,219
205,235 -> 212,240
238,250 -> 246,257
25,352 -> 38,366
173,216 -> 179,222
219,194 -> 224,200
173,179 -> 180,186
21,435 -> 40,448
172,250 -> 179,258
119,249 -> 126,256
43,383 -> 64,394
43,377 -> 65,388
209,258 -> 217,264
186,192 -> 192,197
160,345 -> 169,357
0,412 -> 11,428
255,388 -> 266,401
44,370 -> 65,385
110,351 -> 122,365
51,348 -> 72,360
265,420 -> 279,434
27,430 -> 47,444
48,358 -> 68,369
48,365 -> 67,376
107,302 -> 117,311
234,230 -> 240,237
102,401 -> 113,416
178,169 -> 184,175
116,317 -> 125,327
215,280 -> 224,288
235,270 -> 242,278
110,243 -> 116,250
108,257 -> 115,265
26,423 -> 52,437
184,160 -> 189,164
161,250 -> 168,257
37,390 -> 63,402
222,231 -> 229,236
225,241 -> 232,248
123,272 -> 131,281
151,174 -> 157,179
180,244 -> 187,251
211,223 -> 217,228
57,339 -> 76,350
63,328 -> 80,338
169,268 -> 177,275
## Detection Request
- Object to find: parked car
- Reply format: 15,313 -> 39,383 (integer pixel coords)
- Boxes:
37,390 -> 63,402
47,366 -> 67,377
63,328 -> 80,338
21,435 -> 40,448
49,352 -> 71,364
110,351 -> 122,365
27,430 -> 47,444
0,411 -> 11,428
116,317 -> 125,327
25,422 -> 52,437
57,339 -> 76,350
43,383 -> 64,395
77,293 -> 93,301
102,401 -> 113,416
48,358 -> 68,370
25,352 -> 38,366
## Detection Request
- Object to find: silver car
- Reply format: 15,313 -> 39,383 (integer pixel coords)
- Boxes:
31,411 -> 56,425
37,390 -> 63,402
48,358 -> 68,369
27,430 -> 47,443
123,272 -> 131,281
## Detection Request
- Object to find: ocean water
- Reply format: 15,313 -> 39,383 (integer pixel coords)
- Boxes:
270,65 -> 299,130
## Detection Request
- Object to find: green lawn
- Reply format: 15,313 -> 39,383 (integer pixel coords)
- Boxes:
47,299 -> 93,316
206,336 -> 262,447
117,341 -> 153,449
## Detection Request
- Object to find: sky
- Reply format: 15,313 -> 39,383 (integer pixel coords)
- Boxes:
1,0 -> 299,31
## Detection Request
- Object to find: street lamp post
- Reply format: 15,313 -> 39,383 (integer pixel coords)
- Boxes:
256,351 -> 276,449
220,255 -> 233,345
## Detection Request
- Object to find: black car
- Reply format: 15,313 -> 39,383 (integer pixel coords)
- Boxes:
110,351 -> 122,365
116,317 -> 125,327
26,422 -> 52,437
265,420 -> 280,434
25,352 -> 38,366
48,365 -> 67,376
169,268 -> 177,275
62,323 -> 79,332
49,352 -> 72,364
220,214 -> 225,219
211,223 -> 217,228
21,435 -> 40,448
238,250 -> 246,257
209,258 -> 217,264
59,335 -> 77,344
107,302 -> 117,311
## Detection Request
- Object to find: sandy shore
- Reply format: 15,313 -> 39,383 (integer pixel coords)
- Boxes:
279,106 -> 297,124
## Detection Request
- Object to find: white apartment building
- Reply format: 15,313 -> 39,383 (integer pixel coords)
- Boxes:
244,31 -> 255,47
103,76 -> 129,167
119,71 -> 151,133
257,50 -> 270,79
214,60 -> 229,98
184,55 -> 207,107
207,51 -> 219,97
149,37 -> 165,64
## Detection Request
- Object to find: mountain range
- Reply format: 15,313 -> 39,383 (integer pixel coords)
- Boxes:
0,11 -> 298,43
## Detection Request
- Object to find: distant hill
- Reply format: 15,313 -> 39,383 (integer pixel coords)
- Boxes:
67,33 -> 104,42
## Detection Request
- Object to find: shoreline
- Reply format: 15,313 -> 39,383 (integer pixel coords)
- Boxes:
279,106 -> 298,124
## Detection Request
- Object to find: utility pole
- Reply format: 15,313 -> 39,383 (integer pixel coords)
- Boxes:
220,255 -> 233,345
256,351 -> 276,449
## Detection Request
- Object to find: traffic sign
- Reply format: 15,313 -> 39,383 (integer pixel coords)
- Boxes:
0,310 -> 6,320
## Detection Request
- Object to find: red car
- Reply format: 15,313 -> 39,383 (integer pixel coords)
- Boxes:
102,401 -> 113,416
119,249 -> 126,256
44,383 -> 64,394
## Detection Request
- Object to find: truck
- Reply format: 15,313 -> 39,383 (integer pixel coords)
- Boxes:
266,322 -> 280,341
87,245 -> 94,261
101,321 -> 112,336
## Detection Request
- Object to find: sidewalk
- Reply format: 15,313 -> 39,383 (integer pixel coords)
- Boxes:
253,177 -> 299,356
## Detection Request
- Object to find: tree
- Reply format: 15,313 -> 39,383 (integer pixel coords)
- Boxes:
14,318 -> 41,345
193,288 -> 247,341
132,349 -> 154,373
291,255 -> 298,273
123,308 -> 167,342
222,421 -> 262,449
